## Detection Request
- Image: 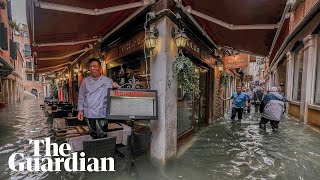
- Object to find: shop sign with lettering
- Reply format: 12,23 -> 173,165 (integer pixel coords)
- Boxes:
223,54 -> 249,70
185,40 -> 200,57
119,32 -> 144,56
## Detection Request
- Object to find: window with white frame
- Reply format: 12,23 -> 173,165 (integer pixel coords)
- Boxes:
314,34 -> 320,105
292,45 -> 304,101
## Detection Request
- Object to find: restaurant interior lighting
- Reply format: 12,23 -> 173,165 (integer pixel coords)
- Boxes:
218,64 -> 224,71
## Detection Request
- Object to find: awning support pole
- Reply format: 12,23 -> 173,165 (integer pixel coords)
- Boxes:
33,0 -> 155,16
37,45 -> 93,61
34,38 -> 100,47
175,1 -> 279,30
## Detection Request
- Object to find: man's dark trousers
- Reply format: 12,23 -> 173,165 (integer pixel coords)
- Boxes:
259,117 -> 279,130
231,107 -> 243,120
86,118 -> 108,138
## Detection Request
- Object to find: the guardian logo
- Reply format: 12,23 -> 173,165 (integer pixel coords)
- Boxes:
8,138 -> 115,172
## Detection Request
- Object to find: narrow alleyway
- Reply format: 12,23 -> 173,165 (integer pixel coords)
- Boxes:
0,100 -> 320,180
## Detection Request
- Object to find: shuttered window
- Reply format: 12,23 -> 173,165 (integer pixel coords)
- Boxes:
10,39 -> 17,60
0,22 -> 8,50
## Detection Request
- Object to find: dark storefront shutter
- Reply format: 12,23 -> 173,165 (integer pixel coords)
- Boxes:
0,22 -> 8,50
10,39 -> 17,60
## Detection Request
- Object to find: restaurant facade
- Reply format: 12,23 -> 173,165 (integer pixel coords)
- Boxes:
26,0 -> 288,162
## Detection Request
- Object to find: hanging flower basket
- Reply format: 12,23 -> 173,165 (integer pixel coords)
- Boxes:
172,55 -> 199,94
219,71 -> 230,87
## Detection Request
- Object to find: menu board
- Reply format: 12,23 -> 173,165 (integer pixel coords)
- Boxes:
106,89 -> 158,120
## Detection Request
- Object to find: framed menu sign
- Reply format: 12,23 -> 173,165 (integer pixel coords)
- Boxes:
106,89 -> 158,120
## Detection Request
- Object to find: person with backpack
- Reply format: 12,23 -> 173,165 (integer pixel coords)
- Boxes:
245,88 -> 253,114
223,86 -> 248,121
252,86 -> 264,113
259,87 -> 286,131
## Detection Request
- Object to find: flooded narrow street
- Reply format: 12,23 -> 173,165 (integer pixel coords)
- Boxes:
1,100 -> 320,180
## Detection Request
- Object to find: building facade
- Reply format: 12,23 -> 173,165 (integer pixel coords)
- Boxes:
0,0 -> 23,104
269,0 -> 320,128
13,23 -> 44,97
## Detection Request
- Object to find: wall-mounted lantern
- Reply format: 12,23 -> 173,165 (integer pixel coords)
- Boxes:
145,26 -> 159,50
173,28 -> 188,49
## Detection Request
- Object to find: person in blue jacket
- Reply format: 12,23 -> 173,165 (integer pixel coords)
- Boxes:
259,87 -> 286,130
223,86 -> 248,121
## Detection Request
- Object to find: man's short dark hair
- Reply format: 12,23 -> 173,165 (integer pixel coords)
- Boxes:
88,58 -> 101,66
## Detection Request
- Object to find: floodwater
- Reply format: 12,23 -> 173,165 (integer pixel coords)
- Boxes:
1,99 -> 320,180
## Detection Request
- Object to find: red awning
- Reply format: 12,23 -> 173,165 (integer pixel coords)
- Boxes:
26,0 -> 150,73
181,0 -> 288,56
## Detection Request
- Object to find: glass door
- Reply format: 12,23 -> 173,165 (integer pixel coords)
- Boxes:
194,67 -> 208,128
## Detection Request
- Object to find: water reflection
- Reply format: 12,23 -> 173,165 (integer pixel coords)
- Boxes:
0,100 -> 320,179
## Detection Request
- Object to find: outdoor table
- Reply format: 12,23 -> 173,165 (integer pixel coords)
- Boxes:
53,118 -> 66,129
65,123 -> 132,152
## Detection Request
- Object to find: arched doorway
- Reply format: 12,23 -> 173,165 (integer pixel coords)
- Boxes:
31,88 -> 38,97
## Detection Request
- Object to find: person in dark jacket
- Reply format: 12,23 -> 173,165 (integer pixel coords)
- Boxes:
252,86 -> 264,113
259,87 -> 286,131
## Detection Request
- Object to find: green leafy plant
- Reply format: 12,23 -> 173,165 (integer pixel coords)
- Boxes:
219,71 -> 230,87
172,55 -> 199,94
51,80 -> 58,99
63,80 -> 69,94
0,1 -> 6,9
9,21 -> 19,31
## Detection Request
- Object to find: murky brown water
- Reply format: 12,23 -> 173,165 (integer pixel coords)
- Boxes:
1,99 -> 320,180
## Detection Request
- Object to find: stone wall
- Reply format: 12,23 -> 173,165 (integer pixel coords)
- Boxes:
213,69 -> 224,120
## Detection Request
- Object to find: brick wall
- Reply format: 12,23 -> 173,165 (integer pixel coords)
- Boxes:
0,0 -> 12,66
24,81 -> 43,96
290,0 -> 319,32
